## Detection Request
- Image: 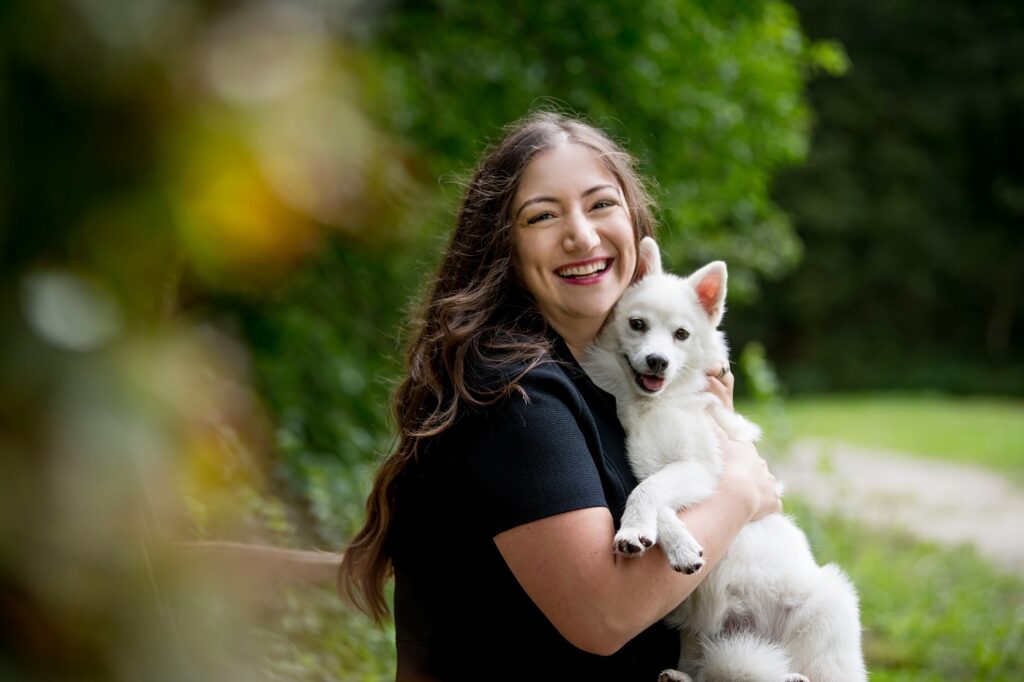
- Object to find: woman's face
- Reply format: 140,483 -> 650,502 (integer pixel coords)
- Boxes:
511,142 -> 637,347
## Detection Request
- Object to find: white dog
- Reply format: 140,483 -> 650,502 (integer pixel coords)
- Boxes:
582,237 -> 867,682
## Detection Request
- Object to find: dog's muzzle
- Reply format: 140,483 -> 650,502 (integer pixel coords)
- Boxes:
626,354 -> 666,393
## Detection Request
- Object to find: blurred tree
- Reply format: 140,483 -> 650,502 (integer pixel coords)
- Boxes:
224,0 -> 844,551
0,0 -> 843,549
0,0 -> 840,675
0,0 -> 407,677
366,0 -> 845,299
734,0 -> 1024,394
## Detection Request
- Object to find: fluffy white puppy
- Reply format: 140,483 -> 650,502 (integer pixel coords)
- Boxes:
582,237 -> 867,682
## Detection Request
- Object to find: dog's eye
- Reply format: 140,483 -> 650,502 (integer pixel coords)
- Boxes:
675,328 -> 690,341
629,318 -> 646,332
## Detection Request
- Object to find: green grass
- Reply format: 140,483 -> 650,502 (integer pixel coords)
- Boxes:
787,497 -> 1024,680
740,393 -> 1024,477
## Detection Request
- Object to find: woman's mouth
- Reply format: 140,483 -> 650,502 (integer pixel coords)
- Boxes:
555,258 -> 612,284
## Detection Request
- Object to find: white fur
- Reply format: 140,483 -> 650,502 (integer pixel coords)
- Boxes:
582,237 -> 867,682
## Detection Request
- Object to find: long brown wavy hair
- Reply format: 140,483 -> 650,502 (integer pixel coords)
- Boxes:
337,111 -> 657,622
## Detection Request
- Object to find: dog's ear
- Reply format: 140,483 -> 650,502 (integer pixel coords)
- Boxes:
635,237 -> 663,281
688,261 -> 728,326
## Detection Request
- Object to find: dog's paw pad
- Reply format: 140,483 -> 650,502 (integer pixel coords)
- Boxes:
614,528 -> 655,556
615,537 -> 650,556
664,536 -> 704,574
672,559 -> 704,575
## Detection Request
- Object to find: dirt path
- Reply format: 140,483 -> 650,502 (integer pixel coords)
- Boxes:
772,439 -> 1024,574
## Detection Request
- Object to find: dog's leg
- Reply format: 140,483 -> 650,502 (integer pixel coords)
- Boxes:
657,506 -> 704,574
783,564 -> 867,682
615,461 -> 717,559
615,481 -> 660,555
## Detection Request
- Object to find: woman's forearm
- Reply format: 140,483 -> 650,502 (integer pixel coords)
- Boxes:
494,473 -> 756,656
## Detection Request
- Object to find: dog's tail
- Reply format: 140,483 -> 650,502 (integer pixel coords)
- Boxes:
698,631 -> 792,682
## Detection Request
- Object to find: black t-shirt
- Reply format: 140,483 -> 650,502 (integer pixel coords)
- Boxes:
389,335 -> 679,680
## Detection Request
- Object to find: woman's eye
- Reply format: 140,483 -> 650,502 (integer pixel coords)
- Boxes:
629,318 -> 646,332
526,211 -> 555,225
592,199 -> 616,210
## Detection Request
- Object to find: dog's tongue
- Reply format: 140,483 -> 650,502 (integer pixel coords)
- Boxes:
642,375 -> 665,392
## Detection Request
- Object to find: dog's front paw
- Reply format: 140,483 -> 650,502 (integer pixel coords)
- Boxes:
663,530 -> 704,575
783,675 -> 810,682
658,670 -> 693,682
614,526 -> 655,556
668,550 -> 704,575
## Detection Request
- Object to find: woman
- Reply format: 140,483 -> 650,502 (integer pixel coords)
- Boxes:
338,111 -> 781,680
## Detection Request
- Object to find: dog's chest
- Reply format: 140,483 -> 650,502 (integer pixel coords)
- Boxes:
619,396 -> 721,477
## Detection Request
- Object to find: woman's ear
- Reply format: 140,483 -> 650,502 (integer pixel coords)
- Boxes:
634,236 -> 663,281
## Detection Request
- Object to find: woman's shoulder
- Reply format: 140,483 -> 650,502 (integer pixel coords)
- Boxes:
467,349 -> 582,412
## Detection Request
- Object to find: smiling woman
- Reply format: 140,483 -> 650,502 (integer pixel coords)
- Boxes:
337,111 -> 782,681
511,143 -> 638,358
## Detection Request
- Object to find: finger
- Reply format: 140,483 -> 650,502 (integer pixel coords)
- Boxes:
704,373 -> 735,411
705,364 -> 735,391
704,376 -> 730,405
704,363 -> 729,380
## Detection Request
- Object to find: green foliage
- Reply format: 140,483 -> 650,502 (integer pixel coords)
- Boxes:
256,585 -> 397,682
738,340 -> 794,451
732,0 -> 1024,394
211,240 -> 425,546
217,0 -> 840,551
367,0 -> 843,299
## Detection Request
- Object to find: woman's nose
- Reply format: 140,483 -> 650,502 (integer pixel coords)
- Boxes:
562,209 -> 600,252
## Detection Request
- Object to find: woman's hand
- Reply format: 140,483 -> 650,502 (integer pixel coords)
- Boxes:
718,433 -> 782,522
704,363 -> 734,410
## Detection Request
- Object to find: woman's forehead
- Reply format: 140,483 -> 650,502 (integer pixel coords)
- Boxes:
515,143 -> 621,200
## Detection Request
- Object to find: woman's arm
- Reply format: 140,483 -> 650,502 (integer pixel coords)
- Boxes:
494,436 -> 779,656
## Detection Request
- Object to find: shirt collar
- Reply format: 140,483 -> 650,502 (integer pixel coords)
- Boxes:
547,328 -> 588,380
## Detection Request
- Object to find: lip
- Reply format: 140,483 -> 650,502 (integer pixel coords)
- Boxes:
555,257 -> 614,286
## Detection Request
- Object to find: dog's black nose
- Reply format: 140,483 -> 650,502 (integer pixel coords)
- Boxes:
646,354 -> 668,373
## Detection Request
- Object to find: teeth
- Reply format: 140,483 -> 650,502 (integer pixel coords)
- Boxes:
557,259 -> 609,277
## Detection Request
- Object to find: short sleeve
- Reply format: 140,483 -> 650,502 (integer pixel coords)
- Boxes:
444,365 -> 610,537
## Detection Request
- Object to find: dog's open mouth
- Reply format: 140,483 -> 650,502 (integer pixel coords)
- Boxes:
626,356 -> 666,393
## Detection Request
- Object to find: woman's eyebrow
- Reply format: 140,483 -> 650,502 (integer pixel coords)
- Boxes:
582,183 -> 616,197
514,184 -> 617,220
515,195 -> 558,219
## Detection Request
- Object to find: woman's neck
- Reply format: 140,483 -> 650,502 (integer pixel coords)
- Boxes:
548,320 -> 601,362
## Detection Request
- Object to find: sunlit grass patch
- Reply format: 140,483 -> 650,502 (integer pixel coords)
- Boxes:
741,393 -> 1024,477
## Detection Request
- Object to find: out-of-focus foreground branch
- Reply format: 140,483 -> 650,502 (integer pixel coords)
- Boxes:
177,541 -> 342,585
